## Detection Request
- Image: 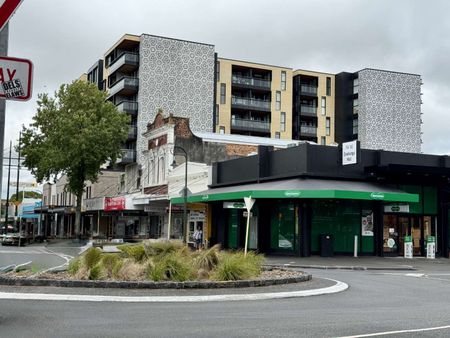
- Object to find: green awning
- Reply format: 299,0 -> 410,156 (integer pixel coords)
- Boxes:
171,178 -> 419,204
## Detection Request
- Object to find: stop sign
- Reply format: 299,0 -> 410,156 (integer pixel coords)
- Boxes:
0,0 -> 23,31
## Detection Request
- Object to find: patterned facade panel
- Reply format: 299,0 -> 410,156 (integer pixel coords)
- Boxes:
137,35 -> 215,165
358,69 -> 422,153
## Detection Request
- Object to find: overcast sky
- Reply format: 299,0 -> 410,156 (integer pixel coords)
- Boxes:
2,0 -> 450,195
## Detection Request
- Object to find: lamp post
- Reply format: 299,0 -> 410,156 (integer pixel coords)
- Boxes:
171,146 -> 188,244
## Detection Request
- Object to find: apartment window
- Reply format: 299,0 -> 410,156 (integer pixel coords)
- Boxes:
276,91 -> 281,110
220,83 -> 226,104
326,77 -> 331,96
275,132 -> 280,139
216,61 -> 220,82
353,117 -> 358,135
215,104 -> 219,126
281,71 -> 286,91
326,117 -> 331,136
353,77 -> 359,94
353,98 -> 359,115
321,136 -> 326,145
321,96 -> 326,115
280,112 -> 286,132
219,126 -> 225,134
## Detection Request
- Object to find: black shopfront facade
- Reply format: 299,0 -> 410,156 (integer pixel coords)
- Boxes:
175,144 -> 450,257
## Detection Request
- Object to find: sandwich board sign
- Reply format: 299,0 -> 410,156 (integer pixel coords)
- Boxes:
0,0 -> 23,31
0,56 -> 33,101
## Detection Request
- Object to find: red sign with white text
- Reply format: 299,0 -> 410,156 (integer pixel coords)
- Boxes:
0,0 -> 23,31
104,197 -> 126,211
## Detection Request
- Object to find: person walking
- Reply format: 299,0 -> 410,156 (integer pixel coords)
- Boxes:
193,226 -> 203,250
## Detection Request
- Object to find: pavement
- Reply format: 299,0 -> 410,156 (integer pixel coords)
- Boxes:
264,254 -> 450,271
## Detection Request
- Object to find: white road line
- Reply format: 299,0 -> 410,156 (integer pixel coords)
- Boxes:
0,279 -> 348,303
337,324 -> 450,338
0,250 -> 49,254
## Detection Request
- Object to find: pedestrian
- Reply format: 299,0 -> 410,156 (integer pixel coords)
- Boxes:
193,226 -> 203,250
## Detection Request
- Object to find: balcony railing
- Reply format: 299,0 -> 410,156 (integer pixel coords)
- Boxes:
300,105 -> 317,115
128,125 -> 137,139
117,149 -> 136,164
108,76 -> 139,98
232,75 -> 271,89
231,118 -> 270,132
117,100 -> 138,115
108,52 -> 139,75
300,125 -> 317,135
300,84 -> 317,95
231,96 -> 271,111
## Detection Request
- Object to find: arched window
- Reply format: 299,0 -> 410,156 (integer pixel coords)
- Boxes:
159,157 -> 165,182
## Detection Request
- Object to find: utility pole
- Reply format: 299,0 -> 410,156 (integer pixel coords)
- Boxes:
15,132 -> 20,227
4,141 -> 11,232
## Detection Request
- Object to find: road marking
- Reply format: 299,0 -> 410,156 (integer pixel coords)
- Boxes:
0,278 -> 348,303
337,324 -> 450,337
404,273 -> 425,278
0,250 -> 50,254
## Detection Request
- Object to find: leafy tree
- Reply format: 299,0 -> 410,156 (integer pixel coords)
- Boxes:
20,80 -> 129,239
10,190 -> 42,203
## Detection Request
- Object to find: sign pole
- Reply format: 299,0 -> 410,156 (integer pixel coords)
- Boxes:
0,23 -> 8,222
243,197 -> 255,256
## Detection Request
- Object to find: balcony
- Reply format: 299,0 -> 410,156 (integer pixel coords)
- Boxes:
117,100 -> 138,115
300,105 -> 317,116
232,75 -> 271,90
231,118 -> 270,133
117,149 -> 136,165
300,84 -> 317,95
108,52 -> 139,75
128,125 -> 137,140
300,125 -> 317,136
231,96 -> 271,112
107,76 -> 139,99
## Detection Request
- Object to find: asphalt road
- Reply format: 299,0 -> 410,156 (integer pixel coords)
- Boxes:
2,266 -> 450,337
0,244 -> 72,271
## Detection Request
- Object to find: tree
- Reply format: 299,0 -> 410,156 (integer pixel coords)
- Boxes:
20,80 -> 129,239
10,190 -> 42,203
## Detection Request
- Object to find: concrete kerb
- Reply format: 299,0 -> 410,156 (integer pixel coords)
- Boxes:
265,264 -> 416,271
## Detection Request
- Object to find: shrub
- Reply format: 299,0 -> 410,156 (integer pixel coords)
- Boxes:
67,257 -> 81,276
101,254 -> 123,278
89,264 -> 104,280
193,244 -> 221,271
144,241 -> 185,259
83,247 -> 102,269
115,259 -> 146,281
212,251 -> 263,281
147,252 -> 195,282
117,244 -> 146,263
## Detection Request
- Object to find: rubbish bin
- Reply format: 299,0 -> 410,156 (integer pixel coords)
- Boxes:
320,234 -> 333,257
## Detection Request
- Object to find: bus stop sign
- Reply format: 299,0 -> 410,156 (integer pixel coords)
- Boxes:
0,56 -> 33,101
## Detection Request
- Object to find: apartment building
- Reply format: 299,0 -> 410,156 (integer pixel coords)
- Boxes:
83,33 -> 422,168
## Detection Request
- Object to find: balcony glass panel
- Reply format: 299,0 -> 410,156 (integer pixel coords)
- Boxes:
117,101 -> 138,114
231,118 -> 270,132
232,75 -> 271,89
108,77 -> 139,98
231,96 -> 271,110
300,105 -> 317,114
300,125 -> 317,134
108,52 -> 139,74
300,84 -> 318,95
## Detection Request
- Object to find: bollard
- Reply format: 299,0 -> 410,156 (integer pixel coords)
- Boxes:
354,235 -> 358,258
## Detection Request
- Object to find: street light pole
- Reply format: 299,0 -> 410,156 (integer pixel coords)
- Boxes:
172,146 -> 188,244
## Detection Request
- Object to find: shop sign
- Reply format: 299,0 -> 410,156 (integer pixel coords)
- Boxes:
361,210 -> 374,236
342,140 -> 358,165
144,205 -> 166,213
223,202 -> 246,209
404,236 -> 413,258
85,197 -> 104,211
189,212 -> 205,222
370,192 -> 385,200
384,204 -> 409,213
284,191 -> 301,198
104,197 -> 125,211
426,236 -> 436,259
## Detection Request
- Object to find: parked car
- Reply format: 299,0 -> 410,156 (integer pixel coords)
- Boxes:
1,232 -> 29,246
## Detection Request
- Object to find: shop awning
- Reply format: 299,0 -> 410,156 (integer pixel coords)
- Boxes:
170,178 -> 419,204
